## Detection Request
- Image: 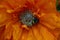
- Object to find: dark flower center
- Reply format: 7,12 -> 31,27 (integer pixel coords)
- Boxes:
20,10 -> 39,26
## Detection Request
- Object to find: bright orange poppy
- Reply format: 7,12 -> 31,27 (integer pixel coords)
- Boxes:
0,0 -> 60,40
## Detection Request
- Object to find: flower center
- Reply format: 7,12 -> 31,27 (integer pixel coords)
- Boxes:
20,10 -> 39,27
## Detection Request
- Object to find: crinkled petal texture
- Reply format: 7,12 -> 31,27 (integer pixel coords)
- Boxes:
0,0 -> 60,40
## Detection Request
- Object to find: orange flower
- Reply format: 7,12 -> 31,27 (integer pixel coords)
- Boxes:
0,0 -> 60,40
